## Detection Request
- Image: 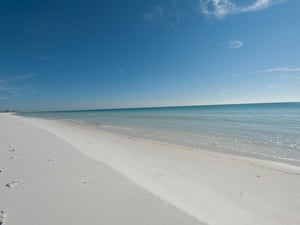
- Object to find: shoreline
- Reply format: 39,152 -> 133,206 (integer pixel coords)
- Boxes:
21,113 -> 300,170
18,109 -> 300,168
1,113 -> 300,225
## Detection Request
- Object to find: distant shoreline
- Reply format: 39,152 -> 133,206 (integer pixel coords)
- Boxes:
17,101 -> 300,113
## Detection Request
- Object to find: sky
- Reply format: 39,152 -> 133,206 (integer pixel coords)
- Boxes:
0,0 -> 299,111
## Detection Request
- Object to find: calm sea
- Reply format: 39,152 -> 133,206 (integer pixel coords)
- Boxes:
21,102 -> 300,166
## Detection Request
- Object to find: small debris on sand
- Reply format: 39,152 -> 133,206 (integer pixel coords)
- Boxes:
0,211 -> 7,225
47,159 -> 55,162
256,175 -> 261,178
0,169 -> 3,173
5,180 -> 22,189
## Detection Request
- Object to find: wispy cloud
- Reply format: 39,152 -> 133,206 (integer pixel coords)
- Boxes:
144,4 -> 182,27
38,55 -> 51,60
199,0 -> 285,19
0,85 -> 7,91
10,74 -> 35,81
0,84 -> 18,100
0,73 -> 36,99
144,5 -> 165,23
0,96 -> 12,100
263,85 -> 277,90
262,66 -> 300,72
280,74 -> 300,80
231,74 -> 240,78
0,85 -> 16,91
219,89 -> 229,95
228,40 -> 243,49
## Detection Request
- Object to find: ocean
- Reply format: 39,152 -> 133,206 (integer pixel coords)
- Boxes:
21,102 -> 300,166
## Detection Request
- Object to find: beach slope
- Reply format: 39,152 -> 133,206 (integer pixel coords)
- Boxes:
0,113 -> 202,225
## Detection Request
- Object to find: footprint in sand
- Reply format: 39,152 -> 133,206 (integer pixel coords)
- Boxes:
0,211 -> 7,225
8,145 -> 16,152
82,180 -> 91,185
5,180 -> 22,189
9,156 -> 18,160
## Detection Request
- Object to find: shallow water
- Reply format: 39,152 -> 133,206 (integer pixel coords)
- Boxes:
22,102 -> 300,166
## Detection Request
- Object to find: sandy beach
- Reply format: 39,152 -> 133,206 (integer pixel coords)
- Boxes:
1,113 -> 300,225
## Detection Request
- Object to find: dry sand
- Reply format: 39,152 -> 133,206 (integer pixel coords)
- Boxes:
0,113 -> 202,225
1,113 -> 300,225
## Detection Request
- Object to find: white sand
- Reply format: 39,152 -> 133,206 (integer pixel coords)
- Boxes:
0,113 -> 201,225
1,113 -> 300,225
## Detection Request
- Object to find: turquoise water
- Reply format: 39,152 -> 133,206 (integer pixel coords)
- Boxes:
22,102 -> 300,166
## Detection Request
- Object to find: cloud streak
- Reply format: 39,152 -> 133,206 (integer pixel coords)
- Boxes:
199,0 -> 285,19
0,73 -> 36,100
263,85 -> 277,90
263,66 -> 300,72
228,40 -> 243,48
0,96 -> 13,100
280,74 -> 300,80
38,55 -> 51,60
0,85 -> 16,91
11,74 -> 35,81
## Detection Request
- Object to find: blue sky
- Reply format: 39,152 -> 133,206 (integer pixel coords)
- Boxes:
0,0 -> 299,111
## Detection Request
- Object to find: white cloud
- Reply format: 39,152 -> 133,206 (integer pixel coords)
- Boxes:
199,0 -> 285,19
228,40 -> 243,48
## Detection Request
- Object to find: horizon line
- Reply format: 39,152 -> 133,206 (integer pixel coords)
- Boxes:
18,100 -> 300,113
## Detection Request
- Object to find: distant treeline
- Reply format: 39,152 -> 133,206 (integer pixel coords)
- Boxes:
0,110 -> 15,113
